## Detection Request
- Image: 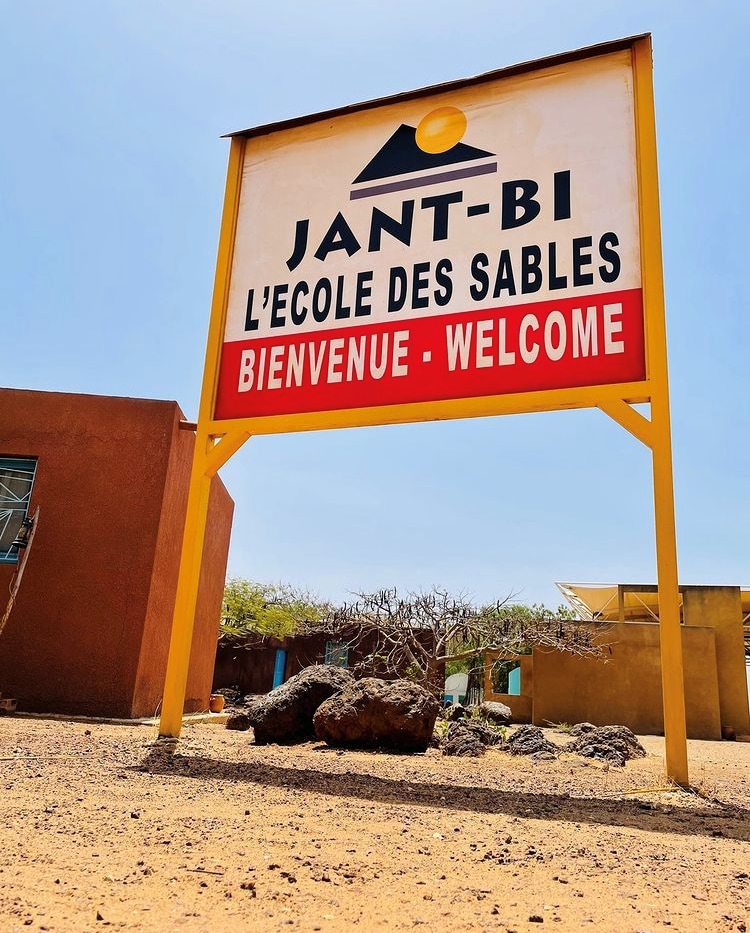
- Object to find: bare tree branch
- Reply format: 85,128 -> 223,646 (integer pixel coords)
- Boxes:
306,587 -> 608,697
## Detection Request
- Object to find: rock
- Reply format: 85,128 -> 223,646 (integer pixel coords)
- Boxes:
247,665 -> 354,744
480,701 -> 512,725
569,722 -> 596,736
458,720 -> 504,745
442,720 -> 503,757
313,677 -> 440,752
721,725 -> 737,741
531,751 -> 557,763
568,725 -> 646,766
442,725 -> 486,757
225,713 -> 251,732
214,686 -> 243,706
505,725 -> 558,757
443,704 -> 467,722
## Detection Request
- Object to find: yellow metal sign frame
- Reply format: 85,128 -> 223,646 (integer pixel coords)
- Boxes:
158,35 -> 690,786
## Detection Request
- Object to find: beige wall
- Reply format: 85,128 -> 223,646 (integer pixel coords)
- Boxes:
682,586 -> 750,734
482,586 -> 750,739
531,623 -> 722,739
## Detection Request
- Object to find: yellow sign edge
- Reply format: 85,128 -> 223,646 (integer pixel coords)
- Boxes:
205,380 -> 652,438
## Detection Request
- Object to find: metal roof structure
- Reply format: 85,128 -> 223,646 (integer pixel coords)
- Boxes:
557,582 -> 750,653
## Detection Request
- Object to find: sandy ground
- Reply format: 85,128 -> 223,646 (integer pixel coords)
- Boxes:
0,717 -> 748,933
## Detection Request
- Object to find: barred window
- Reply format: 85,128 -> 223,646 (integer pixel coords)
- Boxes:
324,640 -> 349,668
0,458 -> 37,564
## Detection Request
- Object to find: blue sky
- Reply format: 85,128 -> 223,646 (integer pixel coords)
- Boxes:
2,1 -> 747,608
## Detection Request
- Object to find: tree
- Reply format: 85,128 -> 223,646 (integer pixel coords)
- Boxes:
313,587 -> 606,697
219,578 -> 328,645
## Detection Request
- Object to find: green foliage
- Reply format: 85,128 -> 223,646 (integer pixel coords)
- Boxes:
433,718 -> 450,741
552,721 -> 575,734
478,601 -> 585,655
445,657 -> 471,677
481,720 -> 508,743
219,579 -> 327,644
402,659 -> 426,685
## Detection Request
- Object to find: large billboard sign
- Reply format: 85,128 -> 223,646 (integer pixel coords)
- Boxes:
161,36 -> 691,785
212,39 -> 649,429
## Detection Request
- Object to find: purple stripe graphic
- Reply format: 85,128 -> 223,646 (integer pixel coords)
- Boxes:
350,161 -> 498,199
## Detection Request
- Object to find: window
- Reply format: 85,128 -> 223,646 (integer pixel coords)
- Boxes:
324,640 -> 349,668
0,458 -> 37,564
492,658 -> 522,696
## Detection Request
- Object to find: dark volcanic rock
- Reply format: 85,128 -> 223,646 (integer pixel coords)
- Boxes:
215,686 -> 243,707
480,701 -> 512,725
459,720 -> 504,746
568,725 -> 646,766
443,704 -> 467,722
442,724 -> 486,757
505,724 -> 558,757
247,665 -> 354,744
225,713 -> 251,731
313,678 -> 440,752
442,720 -> 504,757
568,721 -> 596,736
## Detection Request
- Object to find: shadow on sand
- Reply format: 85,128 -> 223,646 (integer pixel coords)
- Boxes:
136,747 -> 750,842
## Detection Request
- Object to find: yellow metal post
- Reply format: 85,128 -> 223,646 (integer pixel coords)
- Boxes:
651,399 -> 689,785
633,36 -> 689,785
158,433 -> 213,737
158,137 -> 246,739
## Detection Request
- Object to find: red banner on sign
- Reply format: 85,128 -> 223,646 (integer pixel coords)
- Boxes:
214,288 -> 644,421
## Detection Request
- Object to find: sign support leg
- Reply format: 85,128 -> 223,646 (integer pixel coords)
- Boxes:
158,431 -> 213,739
651,396 -> 689,787
158,428 -> 251,739
599,397 -> 689,786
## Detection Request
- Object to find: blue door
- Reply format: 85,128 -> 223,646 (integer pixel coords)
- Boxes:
272,649 -> 287,689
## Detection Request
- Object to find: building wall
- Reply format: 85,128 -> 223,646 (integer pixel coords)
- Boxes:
185,478 -> 234,713
213,630 -> 440,695
0,388 -> 232,718
484,587 -> 750,738
213,634 -> 368,695
483,655 -> 533,723
131,418 -> 234,718
682,586 -> 750,734
531,623 -> 721,739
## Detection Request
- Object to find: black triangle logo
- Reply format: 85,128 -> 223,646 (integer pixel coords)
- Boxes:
354,124 -> 495,184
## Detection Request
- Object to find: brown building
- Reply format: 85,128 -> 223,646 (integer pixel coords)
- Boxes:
214,630 -> 440,696
0,388 -> 234,718
484,583 -> 750,740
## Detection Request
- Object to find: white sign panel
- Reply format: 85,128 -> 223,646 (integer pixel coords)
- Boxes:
215,48 -> 645,422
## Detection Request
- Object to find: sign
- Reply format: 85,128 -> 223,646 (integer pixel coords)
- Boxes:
214,42 -> 646,426
160,35 -> 691,787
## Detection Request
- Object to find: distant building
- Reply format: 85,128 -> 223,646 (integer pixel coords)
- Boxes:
214,629 -> 439,695
484,583 -> 750,739
0,388 -> 233,718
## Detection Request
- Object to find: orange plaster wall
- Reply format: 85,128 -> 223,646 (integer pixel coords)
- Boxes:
0,388 -> 232,719
130,417 -> 234,718
184,476 -> 234,712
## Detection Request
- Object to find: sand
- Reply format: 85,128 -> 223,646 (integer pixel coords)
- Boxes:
0,716 -> 748,932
